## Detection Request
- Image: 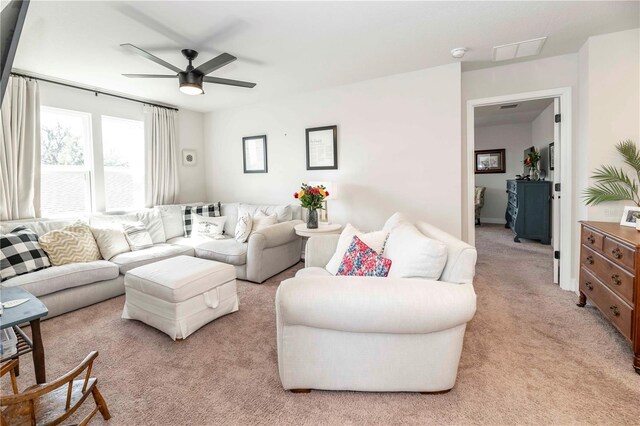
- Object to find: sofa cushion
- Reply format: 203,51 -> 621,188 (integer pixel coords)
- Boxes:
155,203 -> 204,240
90,225 -> 130,261
1,260 -> 119,297
295,267 -> 332,278
1,226 -> 51,281
110,244 -> 194,274
325,224 -> 388,275
136,208 -> 167,243
0,218 -> 87,235
238,203 -> 293,224
38,223 -> 101,266
191,237 -> 247,266
336,236 -> 392,277
384,223 -> 448,280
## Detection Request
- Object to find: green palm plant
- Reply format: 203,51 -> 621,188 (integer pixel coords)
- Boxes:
584,139 -> 640,206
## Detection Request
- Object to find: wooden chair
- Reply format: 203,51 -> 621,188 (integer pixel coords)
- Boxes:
1,351 -> 111,426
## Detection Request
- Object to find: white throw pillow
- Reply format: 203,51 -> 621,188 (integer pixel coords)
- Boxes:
122,221 -> 154,251
325,224 -> 388,275
251,212 -> 277,233
155,203 -> 204,240
90,225 -> 130,260
238,203 -> 293,223
137,208 -> 167,244
383,223 -> 448,280
235,213 -> 253,243
193,214 -> 226,239
383,212 -> 408,232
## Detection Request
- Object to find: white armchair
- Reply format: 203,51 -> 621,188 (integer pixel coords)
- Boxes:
276,221 -> 477,393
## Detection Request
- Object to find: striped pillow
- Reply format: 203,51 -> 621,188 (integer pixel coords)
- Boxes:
123,222 -> 153,251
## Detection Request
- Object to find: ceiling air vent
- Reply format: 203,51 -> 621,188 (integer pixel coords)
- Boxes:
493,37 -> 547,62
500,104 -> 519,109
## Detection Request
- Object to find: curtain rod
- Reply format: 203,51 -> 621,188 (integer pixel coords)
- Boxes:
10,72 -> 179,112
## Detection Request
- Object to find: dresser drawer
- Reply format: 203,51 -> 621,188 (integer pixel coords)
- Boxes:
603,237 -> 636,271
581,246 -> 635,304
580,268 -> 633,340
582,227 -> 604,252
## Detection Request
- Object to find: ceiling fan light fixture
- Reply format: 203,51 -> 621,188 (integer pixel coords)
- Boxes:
178,71 -> 204,95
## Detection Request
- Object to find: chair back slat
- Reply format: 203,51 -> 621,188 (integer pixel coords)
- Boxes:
82,362 -> 94,393
65,381 -> 73,410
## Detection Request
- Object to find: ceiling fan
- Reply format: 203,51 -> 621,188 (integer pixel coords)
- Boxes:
121,43 -> 256,95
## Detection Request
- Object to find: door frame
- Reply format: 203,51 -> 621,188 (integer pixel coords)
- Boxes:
466,87 -> 574,292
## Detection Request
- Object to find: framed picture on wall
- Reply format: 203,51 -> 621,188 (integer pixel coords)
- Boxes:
243,135 -> 268,173
306,125 -> 337,170
549,142 -> 555,170
182,149 -> 196,166
475,149 -> 506,174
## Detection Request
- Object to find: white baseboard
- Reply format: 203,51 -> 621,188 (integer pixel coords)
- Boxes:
479,217 -> 506,224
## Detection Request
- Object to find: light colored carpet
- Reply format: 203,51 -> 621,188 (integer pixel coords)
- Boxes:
3,225 -> 640,425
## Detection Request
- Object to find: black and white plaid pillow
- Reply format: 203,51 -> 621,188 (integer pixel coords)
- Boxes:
182,202 -> 221,237
1,226 -> 51,281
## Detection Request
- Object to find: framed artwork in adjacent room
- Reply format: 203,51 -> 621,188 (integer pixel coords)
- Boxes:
549,142 -> 555,170
243,135 -> 268,173
306,125 -> 337,170
182,149 -> 196,166
474,149 -> 506,174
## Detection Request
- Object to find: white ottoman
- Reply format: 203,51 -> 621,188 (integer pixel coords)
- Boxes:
122,255 -> 238,340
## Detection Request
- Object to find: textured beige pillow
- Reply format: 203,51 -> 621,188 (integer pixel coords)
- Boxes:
39,223 -> 102,266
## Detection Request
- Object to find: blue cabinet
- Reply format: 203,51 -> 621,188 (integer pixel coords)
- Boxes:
505,180 -> 551,244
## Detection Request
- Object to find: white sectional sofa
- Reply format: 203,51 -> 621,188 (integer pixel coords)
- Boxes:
276,221 -> 477,393
1,203 -> 303,319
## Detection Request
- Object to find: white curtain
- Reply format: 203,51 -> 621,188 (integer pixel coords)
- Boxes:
0,76 -> 41,220
146,106 -> 179,206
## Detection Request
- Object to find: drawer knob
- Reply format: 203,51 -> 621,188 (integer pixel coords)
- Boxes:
611,248 -> 623,259
587,235 -> 595,244
609,305 -> 620,317
585,281 -> 594,291
611,274 -> 622,286
586,255 -> 594,265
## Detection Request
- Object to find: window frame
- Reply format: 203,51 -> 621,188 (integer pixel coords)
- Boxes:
39,106 -> 95,218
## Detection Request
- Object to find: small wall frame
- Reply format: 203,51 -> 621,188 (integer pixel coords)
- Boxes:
242,135 -> 268,173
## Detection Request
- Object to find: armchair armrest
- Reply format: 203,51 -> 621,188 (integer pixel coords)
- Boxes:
304,235 -> 340,268
248,220 -> 303,250
276,277 -> 476,334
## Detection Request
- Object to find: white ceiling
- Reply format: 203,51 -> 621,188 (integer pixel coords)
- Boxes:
475,98 -> 554,127
8,1 -> 639,112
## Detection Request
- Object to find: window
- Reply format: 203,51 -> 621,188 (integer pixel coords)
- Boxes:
40,107 -> 92,217
101,116 -> 145,211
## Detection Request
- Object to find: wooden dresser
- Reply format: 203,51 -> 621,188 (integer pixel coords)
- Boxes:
579,221 -> 640,374
505,180 -> 551,244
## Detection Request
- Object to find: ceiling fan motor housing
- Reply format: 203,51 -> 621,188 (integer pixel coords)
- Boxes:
178,71 -> 204,92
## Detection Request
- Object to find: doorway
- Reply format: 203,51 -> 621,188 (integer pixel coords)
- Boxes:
466,88 -> 574,291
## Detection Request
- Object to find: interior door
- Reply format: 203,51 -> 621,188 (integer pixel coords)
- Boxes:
552,98 -> 561,284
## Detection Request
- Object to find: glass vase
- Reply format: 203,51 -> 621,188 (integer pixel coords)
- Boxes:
307,209 -> 319,229
529,167 -> 540,181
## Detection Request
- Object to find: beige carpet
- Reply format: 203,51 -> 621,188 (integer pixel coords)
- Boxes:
3,225 -> 640,425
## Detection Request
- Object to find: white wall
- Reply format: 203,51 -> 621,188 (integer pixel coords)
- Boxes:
531,103 -> 555,182
205,63 -> 462,234
579,29 -> 640,222
38,82 -> 207,209
474,123 -> 532,223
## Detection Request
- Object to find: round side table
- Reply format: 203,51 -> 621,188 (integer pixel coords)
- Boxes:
294,223 -> 342,238
295,223 -> 342,260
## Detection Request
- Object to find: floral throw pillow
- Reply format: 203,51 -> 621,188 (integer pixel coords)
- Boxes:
336,236 -> 392,277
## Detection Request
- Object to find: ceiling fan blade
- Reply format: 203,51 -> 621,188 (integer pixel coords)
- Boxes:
196,53 -> 237,76
123,74 -> 177,78
203,76 -> 256,88
120,43 -> 183,73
